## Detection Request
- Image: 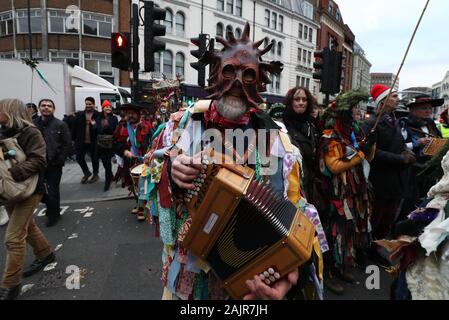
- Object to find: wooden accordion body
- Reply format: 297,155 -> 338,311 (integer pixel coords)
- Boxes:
182,156 -> 316,299
423,138 -> 447,156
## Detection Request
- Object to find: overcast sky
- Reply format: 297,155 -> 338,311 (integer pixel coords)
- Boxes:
337,0 -> 449,90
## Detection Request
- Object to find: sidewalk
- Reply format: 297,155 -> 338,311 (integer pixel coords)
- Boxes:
60,160 -> 132,204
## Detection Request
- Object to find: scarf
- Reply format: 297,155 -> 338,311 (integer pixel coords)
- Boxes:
204,102 -> 258,129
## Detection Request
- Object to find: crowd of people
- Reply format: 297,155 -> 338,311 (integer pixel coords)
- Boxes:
1,23 -> 448,301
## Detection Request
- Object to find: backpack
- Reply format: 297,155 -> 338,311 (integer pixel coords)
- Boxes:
0,133 -> 38,205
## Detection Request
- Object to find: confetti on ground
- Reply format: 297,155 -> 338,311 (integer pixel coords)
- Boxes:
43,262 -> 58,271
20,284 -> 35,294
68,233 -> 78,239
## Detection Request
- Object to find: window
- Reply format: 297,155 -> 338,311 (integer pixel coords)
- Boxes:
271,12 -> 277,30
164,9 -> 173,33
278,15 -> 283,32
277,42 -> 282,57
49,51 -> 79,65
303,49 -> 307,64
0,12 -> 13,37
217,0 -> 224,11
298,23 -> 303,39
83,53 -> 112,82
163,51 -> 173,78
225,25 -> 233,40
336,10 -> 341,21
309,28 -> 313,42
16,9 -> 42,33
0,52 -> 14,58
328,1 -> 334,15
236,0 -> 242,16
307,51 -> 312,66
235,27 -> 241,38
271,40 -> 276,55
297,48 -> 302,63
302,1 -> 314,20
175,52 -> 185,77
265,10 -> 270,27
296,76 -> 301,87
275,75 -> 280,93
226,0 -> 233,14
82,13 -> 112,37
154,52 -> 161,73
175,12 -> 185,36
304,27 -> 308,41
216,23 -> 223,37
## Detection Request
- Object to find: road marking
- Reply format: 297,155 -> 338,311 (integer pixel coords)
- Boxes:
74,206 -> 94,218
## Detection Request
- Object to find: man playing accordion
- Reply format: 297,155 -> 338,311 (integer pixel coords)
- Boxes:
146,23 -> 323,300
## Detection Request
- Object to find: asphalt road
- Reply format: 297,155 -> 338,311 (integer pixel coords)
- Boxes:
0,199 -> 163,300
0,198 -> 393,300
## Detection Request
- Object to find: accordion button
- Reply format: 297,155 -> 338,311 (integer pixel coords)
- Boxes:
269,276 -> 276,282
263,271 -> 269,278
264,279 -> 271,285
268,268 -> 275,275
259,274 -> 265,280
274,272 -> 281,279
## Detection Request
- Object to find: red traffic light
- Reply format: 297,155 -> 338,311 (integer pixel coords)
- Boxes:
116,34 -> 124,47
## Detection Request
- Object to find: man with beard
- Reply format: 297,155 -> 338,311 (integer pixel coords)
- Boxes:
113,103 -> 152,221
362,85 -> 416,263
70,97 -> 100,184
34,99 -> 72,227
145,23 -> 323,300
399,95 -> 444,214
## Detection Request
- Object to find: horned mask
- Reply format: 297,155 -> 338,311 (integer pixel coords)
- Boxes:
201,22 -> 283,109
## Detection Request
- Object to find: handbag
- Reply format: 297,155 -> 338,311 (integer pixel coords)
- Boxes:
0,137 -> 38,205
97,134 -> 114,149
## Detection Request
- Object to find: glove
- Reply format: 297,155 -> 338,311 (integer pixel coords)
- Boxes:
366,130 -> 378,146
359,142 -> 372,157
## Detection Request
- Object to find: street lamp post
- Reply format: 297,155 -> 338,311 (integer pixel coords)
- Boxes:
27,0 -> 33,59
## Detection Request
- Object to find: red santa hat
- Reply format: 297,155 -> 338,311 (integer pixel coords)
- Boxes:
371,84 -> 395,107
102,100 -> 112,110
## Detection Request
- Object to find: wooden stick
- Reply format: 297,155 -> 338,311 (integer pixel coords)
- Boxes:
371,0 -> 431,132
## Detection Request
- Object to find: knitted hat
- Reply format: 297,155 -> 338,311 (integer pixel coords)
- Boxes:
371,84 -> 395,107
102,100 -> 112,110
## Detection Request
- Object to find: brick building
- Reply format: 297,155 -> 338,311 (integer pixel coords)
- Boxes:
0,0 -> 130,86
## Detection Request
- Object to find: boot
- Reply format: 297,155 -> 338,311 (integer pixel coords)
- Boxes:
324,278 -> 344,295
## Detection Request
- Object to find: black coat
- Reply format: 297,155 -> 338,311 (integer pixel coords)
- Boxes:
34,116 -> 72,166
284,118 -> 317,200
70,110 -> 100,148
362,114 -> 410,199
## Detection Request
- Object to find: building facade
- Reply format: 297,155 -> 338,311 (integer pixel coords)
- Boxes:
370,73 -> 400,92
0,0 -> 131,86
138,0 -> 319,103
432,71 -> 449,109
351,42 -> 371,91
314,0 -> 354,100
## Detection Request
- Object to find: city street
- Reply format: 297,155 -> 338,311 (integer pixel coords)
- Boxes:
0,162 -> 393,301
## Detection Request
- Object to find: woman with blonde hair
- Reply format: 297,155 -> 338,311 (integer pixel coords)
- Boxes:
0,99 -> 55,300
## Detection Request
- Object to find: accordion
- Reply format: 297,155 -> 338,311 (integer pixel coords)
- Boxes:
182,153 -> 316,299
423,138 -> 447,156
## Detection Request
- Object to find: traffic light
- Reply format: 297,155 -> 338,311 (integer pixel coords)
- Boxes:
144,1 -> 166,72
312,47 -> 331,94
190,33 -> 208,87
328,51 -> 343,94
111,32 -> 131,70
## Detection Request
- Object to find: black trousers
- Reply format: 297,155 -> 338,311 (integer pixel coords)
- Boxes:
43,165 -> 63,218
98,147 -> 113,183
76,143 -> 99,176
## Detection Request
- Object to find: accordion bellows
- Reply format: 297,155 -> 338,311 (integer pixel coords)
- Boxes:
182,155 -> 316,299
